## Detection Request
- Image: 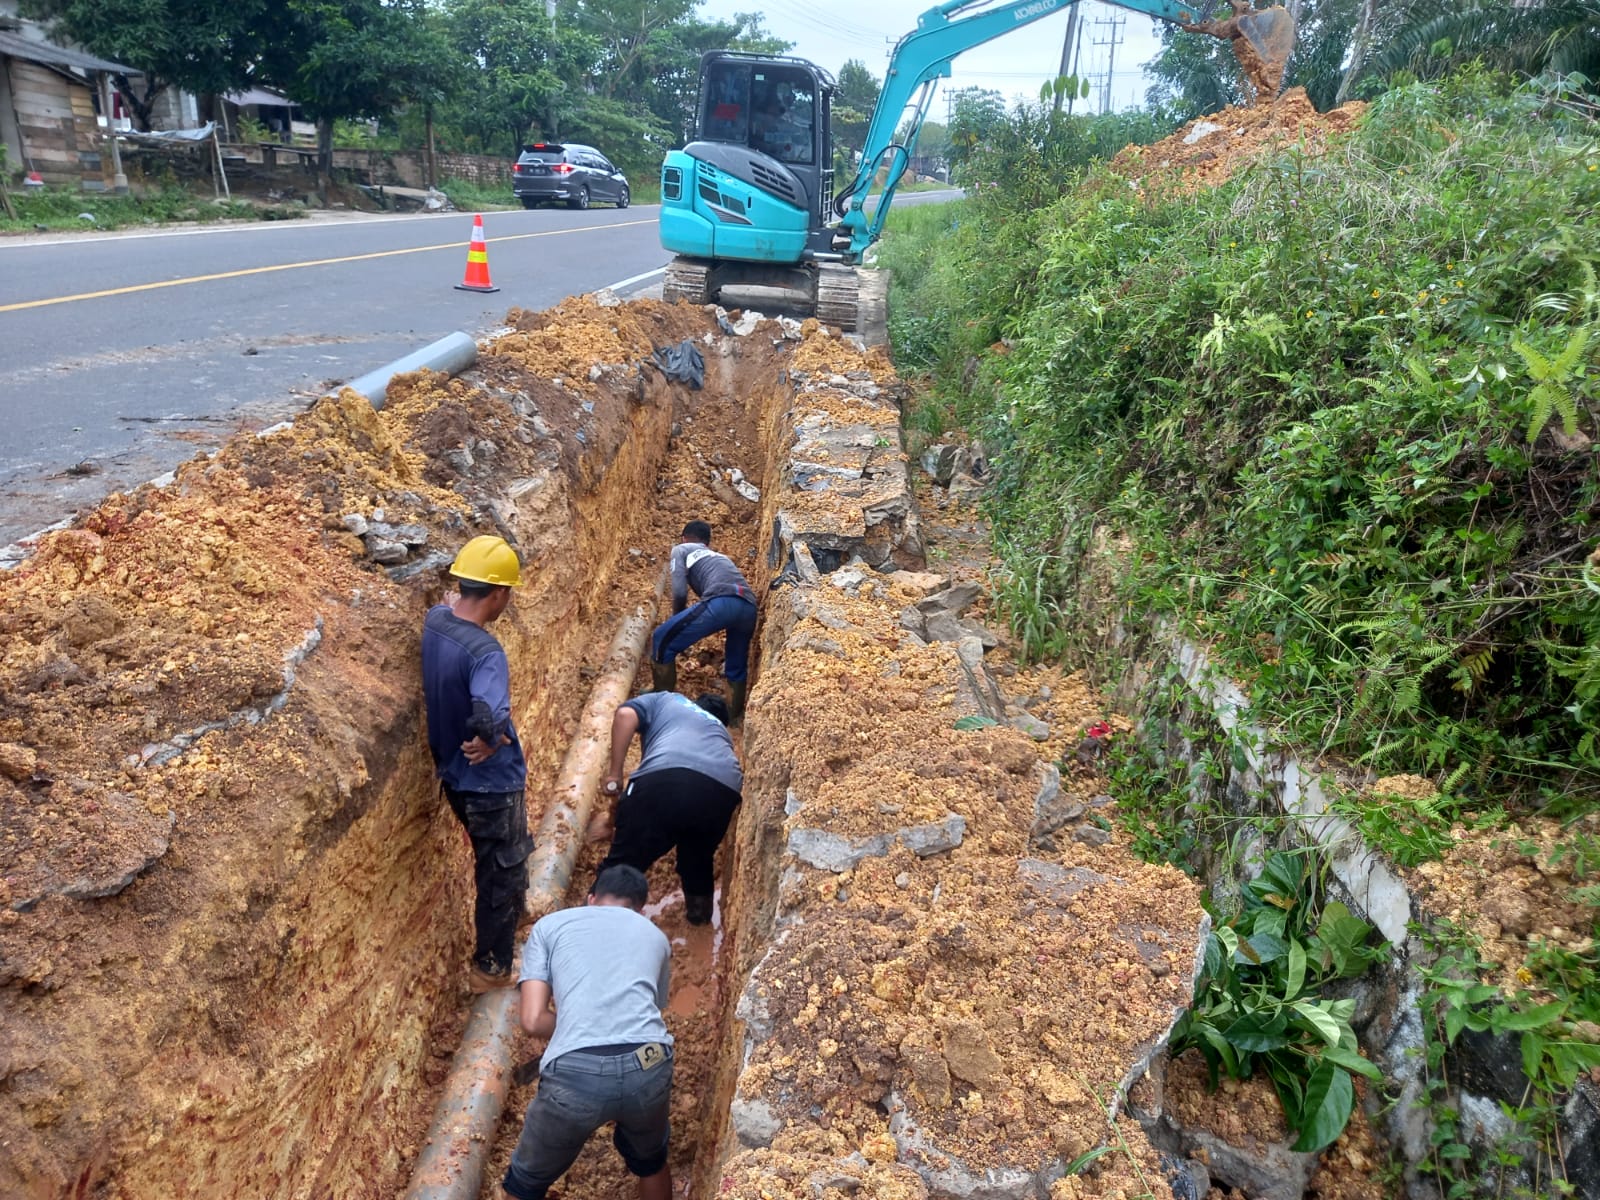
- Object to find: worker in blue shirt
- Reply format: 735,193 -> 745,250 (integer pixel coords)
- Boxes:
421,535 -> 534,992
649,520 -> 757,723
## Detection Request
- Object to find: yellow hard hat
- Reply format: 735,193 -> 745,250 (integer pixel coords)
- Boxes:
450,535 -> 523,587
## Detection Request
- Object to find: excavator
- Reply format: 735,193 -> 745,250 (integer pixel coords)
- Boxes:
658,0 -> 1295,328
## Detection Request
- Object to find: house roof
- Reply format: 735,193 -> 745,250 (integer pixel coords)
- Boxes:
0,30 -> 137,75
226,86 -> 297,108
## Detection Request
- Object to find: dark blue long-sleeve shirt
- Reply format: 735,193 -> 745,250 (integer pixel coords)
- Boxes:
421,604 -> 527,794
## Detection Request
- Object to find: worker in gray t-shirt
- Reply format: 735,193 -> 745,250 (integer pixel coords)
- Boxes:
594,690 -> 743,927
502,865 -> 674,1200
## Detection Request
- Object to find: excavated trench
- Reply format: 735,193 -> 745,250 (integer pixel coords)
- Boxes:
0,295 -> 1208,1200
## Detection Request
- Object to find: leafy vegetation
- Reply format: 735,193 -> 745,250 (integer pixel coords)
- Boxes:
0,186 -> 301,233
884,70 -> 1600,823
1170,851 -> 1385,1153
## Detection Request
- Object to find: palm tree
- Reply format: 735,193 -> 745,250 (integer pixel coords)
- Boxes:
1364,0 -> 1600,91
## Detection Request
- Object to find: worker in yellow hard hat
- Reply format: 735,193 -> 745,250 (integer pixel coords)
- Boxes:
420,534 -> 534,993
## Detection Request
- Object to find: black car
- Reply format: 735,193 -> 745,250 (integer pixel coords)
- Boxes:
512,142 -> 630,210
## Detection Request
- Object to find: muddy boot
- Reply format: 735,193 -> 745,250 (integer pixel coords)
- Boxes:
684,893 -> 714,926
468,964 -> 514,993
650,659 -> 677,693
727,679 -> 747,726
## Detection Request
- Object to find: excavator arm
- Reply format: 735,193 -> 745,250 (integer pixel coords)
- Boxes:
836,0 -> 1294,256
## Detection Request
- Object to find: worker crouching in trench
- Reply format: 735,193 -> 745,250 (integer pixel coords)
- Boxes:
591,690 -> 743,927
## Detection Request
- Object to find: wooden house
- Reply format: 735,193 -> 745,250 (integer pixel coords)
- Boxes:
0,28 -> 134,189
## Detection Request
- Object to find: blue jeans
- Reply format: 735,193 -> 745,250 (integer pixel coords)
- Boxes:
502,1045 -> 674,1200
652,594 -> 757,682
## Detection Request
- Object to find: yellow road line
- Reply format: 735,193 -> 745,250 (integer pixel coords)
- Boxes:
0,219 -> 656,314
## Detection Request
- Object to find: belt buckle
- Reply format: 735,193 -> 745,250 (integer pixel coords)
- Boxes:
633,1042 -> 667,1071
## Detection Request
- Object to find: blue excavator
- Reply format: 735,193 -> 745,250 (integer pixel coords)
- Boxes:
658,0 -> 1295,328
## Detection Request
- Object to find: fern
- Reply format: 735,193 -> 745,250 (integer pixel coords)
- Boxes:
1513,325 -> 1593,443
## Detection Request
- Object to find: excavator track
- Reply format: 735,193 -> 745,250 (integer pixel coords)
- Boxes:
815,264 -> 861,332
663,257 -> 713,307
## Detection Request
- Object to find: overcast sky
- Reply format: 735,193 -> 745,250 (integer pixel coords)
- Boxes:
697,0 -> 1168,117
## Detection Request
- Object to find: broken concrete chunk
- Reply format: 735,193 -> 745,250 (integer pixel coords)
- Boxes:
340,513 -> 369,537
899,813 -> 966,857
730,1096 -> 784,1148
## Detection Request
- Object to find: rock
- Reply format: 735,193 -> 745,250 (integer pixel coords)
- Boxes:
1009,713 -> 1050,741
899,813 -> 966,857
443,447 -> 475,474
942,1020 -> 1005,1089
922,612 -> 968,643
341,513 -> 369,537
1016,859 -> 1110,905
1029,766 -> 1088,842
916,581 -> 983,619
887,570 -> 946,597
366,538 -> 409,565
788,828 -> 894,873
61,809 -> 174,899
529,415 -> 553,439
920,444 -> 972,486
731,1096 -> 784,1148
952,636 -> 1008,722
729,468 -> 761,502
0,742 -> 38,782
796,635 -> 846,657
901,1029 -> 952,1107
898,606 -> 927,638
830,566 -> 870,591
947,471 -> 984,502
1176,1128 -> 1315,1200
591,287 -> 622,308
1072,825 -> 1112,847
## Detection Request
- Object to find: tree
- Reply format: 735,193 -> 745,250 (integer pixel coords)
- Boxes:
251,0 -> 462,198
1365,0 -> 1600,94
946,87 -> 1006,170
833,58 -> 881,161
20,0 -> 266,129
447,0 -> 600,155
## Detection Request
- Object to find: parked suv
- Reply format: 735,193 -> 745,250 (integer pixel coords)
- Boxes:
512,143 -> 630,210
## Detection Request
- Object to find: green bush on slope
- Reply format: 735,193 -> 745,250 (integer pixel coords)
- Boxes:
882,70 -> 1600,812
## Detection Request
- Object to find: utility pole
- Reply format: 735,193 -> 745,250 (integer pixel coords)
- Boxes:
1064,5 -> 1087,115
1091,11 -> 1126,115
1053,7 -> 1081,114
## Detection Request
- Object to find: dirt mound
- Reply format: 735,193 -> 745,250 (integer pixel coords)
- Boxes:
1111,88 -> 1365,193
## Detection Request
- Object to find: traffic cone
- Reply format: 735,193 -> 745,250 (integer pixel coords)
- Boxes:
455,213 -> 499,293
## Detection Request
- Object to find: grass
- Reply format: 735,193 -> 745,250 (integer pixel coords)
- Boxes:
0,185 -> 302,234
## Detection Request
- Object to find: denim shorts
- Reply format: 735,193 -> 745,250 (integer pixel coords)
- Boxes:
502,1044 -> 674,1200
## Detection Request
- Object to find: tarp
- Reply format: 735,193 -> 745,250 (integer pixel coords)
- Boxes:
651,340 -> 706,390
118,123 -> 217,145
0,30 -> 136,75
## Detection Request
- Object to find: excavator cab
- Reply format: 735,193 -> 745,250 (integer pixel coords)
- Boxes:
660,53 -> 858,320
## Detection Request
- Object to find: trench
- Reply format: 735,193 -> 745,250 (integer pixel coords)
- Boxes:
2,294 -> 1206,1200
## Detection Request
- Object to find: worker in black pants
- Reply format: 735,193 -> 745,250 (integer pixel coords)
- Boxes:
594,691 -> 742,926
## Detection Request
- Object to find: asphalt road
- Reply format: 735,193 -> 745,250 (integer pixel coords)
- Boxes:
0,189 -> 961,548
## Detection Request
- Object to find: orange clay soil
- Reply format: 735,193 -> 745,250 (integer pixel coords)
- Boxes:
1110,88 -> 1365,194
0,294 -> 721,1199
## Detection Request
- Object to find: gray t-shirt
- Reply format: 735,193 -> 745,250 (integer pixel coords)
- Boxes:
623,691 -> 743,794
670,541 -> 751,608
519,904 -> 673,1068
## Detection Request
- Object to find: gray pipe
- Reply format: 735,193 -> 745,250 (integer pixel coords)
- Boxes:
402,580 -> 664,1200
337,331 -> 479,410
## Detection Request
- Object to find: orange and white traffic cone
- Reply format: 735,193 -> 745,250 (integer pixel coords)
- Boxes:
454,213 -> 499,293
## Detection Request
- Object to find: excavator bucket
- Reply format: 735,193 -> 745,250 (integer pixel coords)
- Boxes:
1233,6 -> 1296,98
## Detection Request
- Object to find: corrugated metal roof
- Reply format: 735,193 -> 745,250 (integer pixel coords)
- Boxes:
0,30 -> 137,75
226,86 -> 297,108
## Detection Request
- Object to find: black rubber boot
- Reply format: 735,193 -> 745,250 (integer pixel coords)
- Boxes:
651,659 -> 677,693
728,680 -> 747,726
684,893 -> 714,926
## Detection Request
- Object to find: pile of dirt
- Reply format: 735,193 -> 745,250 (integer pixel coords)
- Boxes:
1111,88 -> 1365,193
491,295 -> 690,388
1403,809 -> 1600,998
